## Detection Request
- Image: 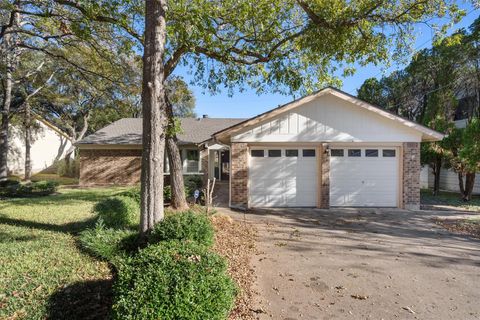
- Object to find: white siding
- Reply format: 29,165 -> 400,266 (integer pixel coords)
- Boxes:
8,120 -> 72,174
232,95 -> 422,143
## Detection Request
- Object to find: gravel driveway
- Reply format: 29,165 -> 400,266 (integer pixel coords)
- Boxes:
226,208 -> 480,320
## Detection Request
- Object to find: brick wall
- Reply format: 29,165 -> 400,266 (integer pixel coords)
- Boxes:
79,149 -> 142,186
230,142 -> 248,209
403,142 -> 421,210
320,144 -> 330,209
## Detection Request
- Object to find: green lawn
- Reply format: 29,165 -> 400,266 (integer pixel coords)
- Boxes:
421,189 -> 480,211
0,187 -> 126,319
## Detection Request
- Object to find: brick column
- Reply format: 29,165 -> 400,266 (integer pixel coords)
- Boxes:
403,142 -> 420,210
230,142 -> 248,209
320,144 -> 330,209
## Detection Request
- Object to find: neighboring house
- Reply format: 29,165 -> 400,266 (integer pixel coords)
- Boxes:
8,117 -> 72,175
78,87 -> 444,210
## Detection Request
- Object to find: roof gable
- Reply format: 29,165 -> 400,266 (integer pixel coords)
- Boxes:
215,87 -> 444,142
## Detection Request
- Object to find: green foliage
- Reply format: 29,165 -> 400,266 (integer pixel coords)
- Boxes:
0,180 -> 58,197
56,158 -> 80,178
116,186 -> 141,204
79,219 -> 137,261
460,118 -> 480,172
93,196 -> 139,229
163,185 -> 172,202
149,211 -> 214,247
184,175 -> 204,197
112,241 -> 236,320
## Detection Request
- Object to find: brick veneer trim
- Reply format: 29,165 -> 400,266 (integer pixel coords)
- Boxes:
230,142 -> 248,209
402,142 -> 421,210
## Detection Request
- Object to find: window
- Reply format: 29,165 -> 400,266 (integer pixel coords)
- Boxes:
331,149 -> 344,157
383,149 -> 396,157
285,149 -> 298,157
268,149 -> 282,157
251,150 -> 264,157
365,149 -> 378,157
185,149 -> 199,173
303,149 -> 316,157
348,149 -> 361,157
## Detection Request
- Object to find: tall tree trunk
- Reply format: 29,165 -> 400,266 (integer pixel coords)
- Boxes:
463,172 -> 476,201
458,172 -> 465,196
0,32 -> 14,180
432,156 -> 442,196
24,102 -> 32,181
140,0 -> 168,234
165,96 -> 188,210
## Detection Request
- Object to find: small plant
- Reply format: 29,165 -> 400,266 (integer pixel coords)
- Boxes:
184,175 -> 204,197
112,241 -> 236,320
79,219 -> 137,261
93,196 -> 139,229
149,211 -> 214,247
163,185 -> 172,202
116,187 -> 141,204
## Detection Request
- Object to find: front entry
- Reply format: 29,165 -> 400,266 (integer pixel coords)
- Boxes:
220,150 -> 230,181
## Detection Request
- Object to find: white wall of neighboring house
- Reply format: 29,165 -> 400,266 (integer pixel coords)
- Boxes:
8,119 -> 72,175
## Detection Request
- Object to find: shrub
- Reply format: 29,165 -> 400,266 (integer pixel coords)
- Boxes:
79,220 -> 137,261
184,175 -> 203,197
93,196 -> 139,229
117,185 -> 173,203
112,241 -> 236,320
149,211 -> 214,247
56,157 -> 80,178
117,187 -> 141,204
0,180 -> 58,197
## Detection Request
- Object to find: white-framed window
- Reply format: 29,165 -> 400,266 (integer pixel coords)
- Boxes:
185,149 -> 200,173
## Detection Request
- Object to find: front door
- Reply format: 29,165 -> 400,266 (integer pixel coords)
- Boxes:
220,150 -> 230,181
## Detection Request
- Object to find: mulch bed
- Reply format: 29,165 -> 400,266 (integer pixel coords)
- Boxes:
435,219 -> 480,239
211,214 -> 258,320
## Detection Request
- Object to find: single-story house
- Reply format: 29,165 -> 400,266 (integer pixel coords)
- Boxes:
77,87 -> 444,210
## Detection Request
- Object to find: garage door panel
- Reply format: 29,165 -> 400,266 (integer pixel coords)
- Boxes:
249,148 -> 317,207
330,147 -> 398,207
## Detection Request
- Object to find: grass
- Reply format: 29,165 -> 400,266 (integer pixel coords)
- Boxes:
0,187 -> 128,319
421,189 -> 480,211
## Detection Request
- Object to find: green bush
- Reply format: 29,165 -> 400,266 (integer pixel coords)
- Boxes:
117,185 -> 174,203
79,220 -> 137,261
93,196 -> 139,229
112,241 -> 236,320
149,211 -> 214,247
184,175 -> 203,197
56,157 -> 80,178
117,187 -> 141,204
0,180 -> 58,197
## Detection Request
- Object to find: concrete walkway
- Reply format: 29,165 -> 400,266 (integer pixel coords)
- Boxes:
223,207 -> 480,320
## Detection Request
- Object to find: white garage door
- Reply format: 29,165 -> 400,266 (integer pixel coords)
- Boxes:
249,148 -> 317,207
330,147 -> 399,207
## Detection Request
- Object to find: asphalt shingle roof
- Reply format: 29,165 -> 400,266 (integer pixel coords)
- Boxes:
77,117 -> 245,145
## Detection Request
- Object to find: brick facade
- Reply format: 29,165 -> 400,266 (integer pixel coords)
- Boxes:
230,142 -> 248,209
79,149 -> 142,186
402,142 -> 421,210
320,144 -> 330,209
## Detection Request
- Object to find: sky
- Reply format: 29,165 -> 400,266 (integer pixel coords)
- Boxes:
176,3 -> 480,119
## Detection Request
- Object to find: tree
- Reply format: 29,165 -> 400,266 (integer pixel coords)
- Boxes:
167,76 -> 196,118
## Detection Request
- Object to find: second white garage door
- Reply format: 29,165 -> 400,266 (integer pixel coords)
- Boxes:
249,148 -> 317,207
330,147 -> 399,207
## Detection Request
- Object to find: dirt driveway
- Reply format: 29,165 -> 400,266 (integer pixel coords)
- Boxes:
226,208 -> 480,320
